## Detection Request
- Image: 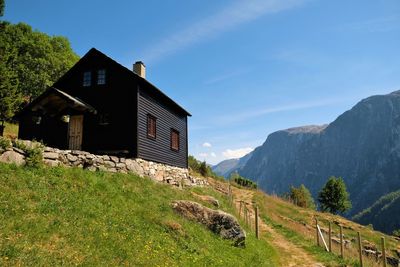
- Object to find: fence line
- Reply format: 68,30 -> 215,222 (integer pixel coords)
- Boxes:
229,183 -> 396,266
315,219 -> 395,267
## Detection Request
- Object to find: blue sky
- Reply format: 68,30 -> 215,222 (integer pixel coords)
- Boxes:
4,0 -> 400,164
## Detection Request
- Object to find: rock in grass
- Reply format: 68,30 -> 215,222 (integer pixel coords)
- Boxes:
0,150 -> 26,166
171,200 -> 246,247
191,192 -> 220,207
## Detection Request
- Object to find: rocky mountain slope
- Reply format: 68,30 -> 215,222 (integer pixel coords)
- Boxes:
237,90 -> 400,220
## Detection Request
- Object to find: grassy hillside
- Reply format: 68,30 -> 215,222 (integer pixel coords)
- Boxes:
2,160 -> 398,266
0,163 -> 278,266
252,190 -> 400,267
353,190 -> 400,234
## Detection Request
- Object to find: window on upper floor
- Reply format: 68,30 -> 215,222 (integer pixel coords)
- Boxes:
83,71 -> 91,87
97,69 -> 106,85
147,114 -> 156,139
171,129 -> 180,151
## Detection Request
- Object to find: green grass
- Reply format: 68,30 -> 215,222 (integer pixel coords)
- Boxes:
3,122 -> 18,139
0,163 -> 279,266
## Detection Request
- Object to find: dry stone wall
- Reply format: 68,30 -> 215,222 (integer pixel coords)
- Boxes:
0,140 -> 208,187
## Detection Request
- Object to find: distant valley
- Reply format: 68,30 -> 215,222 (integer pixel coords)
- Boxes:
212,153 -> 253,178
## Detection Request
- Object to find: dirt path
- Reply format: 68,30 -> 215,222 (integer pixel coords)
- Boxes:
232,186 -> 324,267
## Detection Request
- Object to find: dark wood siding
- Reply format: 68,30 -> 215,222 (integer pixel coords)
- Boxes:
52,50 -> 138,156
137,89 -> 187,168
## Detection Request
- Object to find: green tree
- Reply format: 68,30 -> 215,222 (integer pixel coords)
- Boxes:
0,21 -> 79,102
0,21 -> 24,130
199,161 -> 209,177
318,176 -> 351,214
289,184 -> 315,209
188,155 -> 223,179
0,0 -> 4,17
230,172 -> 257,189
188,155 -> 200,172
230,171 -> 240,181
0,59 -> 22,127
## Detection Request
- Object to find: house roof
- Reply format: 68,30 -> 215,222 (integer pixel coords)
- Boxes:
17,87 -> 97,117
87,48 -> 191,116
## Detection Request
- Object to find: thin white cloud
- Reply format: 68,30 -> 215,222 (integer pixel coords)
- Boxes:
222,147 -> 254,159
202,142 -> 212,148
204,69 -> 249,85
338,15 -> 400,33
199,151 -> 217,158
215,97 -> 356,126
141,0 -> 308,63
191,96 -> 357,131
270,48 -> 331,67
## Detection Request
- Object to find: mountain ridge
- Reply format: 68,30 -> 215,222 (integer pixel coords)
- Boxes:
212,152 -> 253,178
212,90 -> 400,232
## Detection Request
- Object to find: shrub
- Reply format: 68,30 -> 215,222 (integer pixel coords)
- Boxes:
393,229 -> 400,237
0,136 -> 12,150
366,224 -> 374,230
289,184 -> 315,209
13,140 -> 44,167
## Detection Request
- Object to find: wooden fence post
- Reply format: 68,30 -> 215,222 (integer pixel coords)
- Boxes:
328,221 -> 332,252
339,225 -> 344,258
255,206 -> 259,239
315,218 -> 320,246
248,211 -> 252,230
239,201 -> 243,219
381,237 -> 387,267
248,209 -> 251,228
357,232 -> 363,267
244,206 -> 248,226
228,184 -> 232,206
317,224 -> 329,252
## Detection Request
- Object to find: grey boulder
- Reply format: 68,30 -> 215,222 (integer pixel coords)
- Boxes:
171,200 -> 245,247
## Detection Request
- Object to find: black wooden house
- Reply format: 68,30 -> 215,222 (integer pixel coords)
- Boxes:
18,48 -> 191,168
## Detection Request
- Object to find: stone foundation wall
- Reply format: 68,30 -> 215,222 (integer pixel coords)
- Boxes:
0,140 -> 207,187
